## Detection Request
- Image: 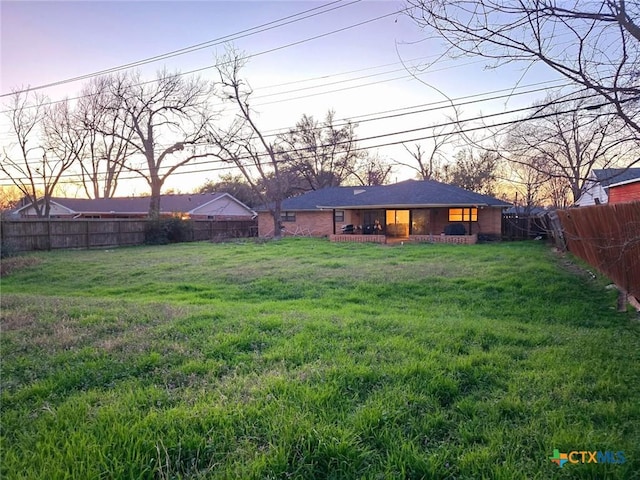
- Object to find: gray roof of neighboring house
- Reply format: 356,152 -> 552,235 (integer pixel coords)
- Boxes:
592,168 -> 640,188
15,193 -> 255,215
504,206 -> 548,216
268,179 -> 511,211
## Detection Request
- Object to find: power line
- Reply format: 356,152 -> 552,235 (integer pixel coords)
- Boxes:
0,7 -> 407,118
4,78 -> 575,166
0,53 -> 476,118
0,0 -> 361,97
0,94 -> 605,187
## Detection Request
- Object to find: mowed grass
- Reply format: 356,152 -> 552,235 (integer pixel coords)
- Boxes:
1,239 -> 639,479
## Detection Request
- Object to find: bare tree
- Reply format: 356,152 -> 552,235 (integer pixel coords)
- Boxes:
505,94 -> 629,204
349,153 -> 394,186
0,185 -> 23,217
505,155 -> 550,210
275,111 -> 363,191
397,123 -> 456,180
1,92 -> 79,217
209,48 -> 291,239
196,173 -> 263,208
76,76 -> 133,198
407,0 -> 640,137
545,173 -> 572,209
444,148 -> 499,195
102,71 -> 216,218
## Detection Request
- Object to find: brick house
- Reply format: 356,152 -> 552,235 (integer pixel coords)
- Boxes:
608,177 -> 640,204
257,179 -> 511,243
576,168 -> 640,206
13,193 -> 257,220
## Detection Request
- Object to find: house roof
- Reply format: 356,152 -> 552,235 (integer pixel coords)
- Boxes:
504,206 -> 548,216
592,168 -> 640,188
609,176 -> 640,188
268,179 -> 511,211
14,193 -> 256,216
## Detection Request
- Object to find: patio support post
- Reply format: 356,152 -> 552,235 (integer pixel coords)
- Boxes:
332,209 -> 336,235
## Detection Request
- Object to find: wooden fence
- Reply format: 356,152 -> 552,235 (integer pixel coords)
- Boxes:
502,213 -> 550,240
557,202 -> 640,300
0,219 -> 257,253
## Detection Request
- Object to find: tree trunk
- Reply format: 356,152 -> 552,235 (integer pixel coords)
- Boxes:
272,202 -> 282,240
148,182 -> 162,219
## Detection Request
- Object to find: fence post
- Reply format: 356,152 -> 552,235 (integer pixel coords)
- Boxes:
47,219 -> 51,251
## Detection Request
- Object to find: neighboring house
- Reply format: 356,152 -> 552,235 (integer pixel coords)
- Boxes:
257,179 -> 511,242
576,168 -> 640,206
608,177 -> 640,205
13,193 -> 257,220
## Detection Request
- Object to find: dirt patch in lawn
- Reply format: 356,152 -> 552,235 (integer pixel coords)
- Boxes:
1,256 -> 42,277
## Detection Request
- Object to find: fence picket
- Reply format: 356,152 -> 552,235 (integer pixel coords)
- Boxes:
1,219 -> 257,253
557,202 -> 640,299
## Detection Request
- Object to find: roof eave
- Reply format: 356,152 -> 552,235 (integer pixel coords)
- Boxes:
315,203 -> 507,209
608,177 -> 640,188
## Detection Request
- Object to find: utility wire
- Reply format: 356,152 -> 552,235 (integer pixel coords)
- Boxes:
0,94 -> 605,186
0,6 -> 407,121
0,0 -> 361,97
5,78 -> 576,166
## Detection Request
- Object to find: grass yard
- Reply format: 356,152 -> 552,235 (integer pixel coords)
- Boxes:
1,239 -> 639,479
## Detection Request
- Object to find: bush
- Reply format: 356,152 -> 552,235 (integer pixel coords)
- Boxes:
1,237 -> 19,259
444,223 -> 467,235
144,218 -> 193,245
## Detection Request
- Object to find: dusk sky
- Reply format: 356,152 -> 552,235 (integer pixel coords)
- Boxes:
1,0 -> 565,196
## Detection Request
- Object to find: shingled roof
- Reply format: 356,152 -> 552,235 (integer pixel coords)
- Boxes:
592,168 -> 640,188
44,193 -> 228,214
269,179 -> 511,211
14,193 -> 256,216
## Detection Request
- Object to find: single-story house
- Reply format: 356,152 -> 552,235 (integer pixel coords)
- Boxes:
576,168 -> 640,206
608,177 -> 640,204
13,193 -> 257,220
257,179 -> 511,243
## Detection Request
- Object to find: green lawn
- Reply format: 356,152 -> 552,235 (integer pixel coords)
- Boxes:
1,239 -> 638,479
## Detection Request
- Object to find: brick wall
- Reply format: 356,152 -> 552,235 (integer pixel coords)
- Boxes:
609,182 -> 640,204
259,207 -> 505,237
410,234 -> 478,244
329,234 -> 386,244
258,211 -> 338,237
429,207 -> 502,236
477,208 -> 502,236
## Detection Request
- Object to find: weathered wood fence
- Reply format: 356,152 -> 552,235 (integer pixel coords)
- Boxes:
0,219 -> 257,253
501,213 -> 550,240
557,202 -> 640,300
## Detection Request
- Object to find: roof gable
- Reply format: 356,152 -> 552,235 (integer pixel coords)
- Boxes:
14,193 -> 255,216
189,193 -> 256,216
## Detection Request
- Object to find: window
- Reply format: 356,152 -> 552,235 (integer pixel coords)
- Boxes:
411,210 -> 429,235
449,208 -> 478,222
281,211 -> 296,222
335,210 -> 344,222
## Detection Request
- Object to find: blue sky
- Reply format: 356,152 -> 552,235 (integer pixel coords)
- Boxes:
1,0 -> 563,196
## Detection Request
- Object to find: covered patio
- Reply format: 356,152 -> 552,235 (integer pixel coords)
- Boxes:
256,180 -> 510,240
